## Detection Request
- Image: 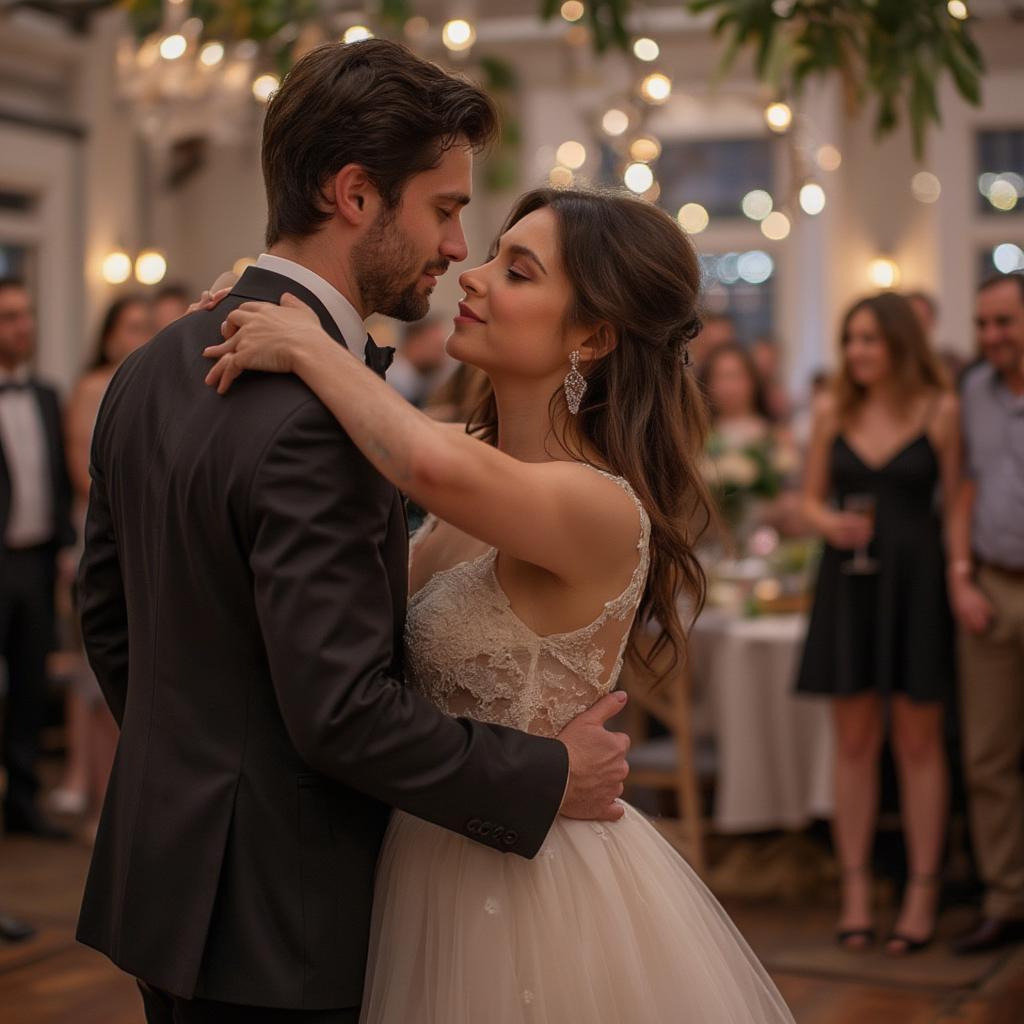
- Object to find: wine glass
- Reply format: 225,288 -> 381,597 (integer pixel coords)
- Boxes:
840,493 -> 878,575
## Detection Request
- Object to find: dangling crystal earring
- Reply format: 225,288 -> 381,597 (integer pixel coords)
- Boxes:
563,350 -> 587,415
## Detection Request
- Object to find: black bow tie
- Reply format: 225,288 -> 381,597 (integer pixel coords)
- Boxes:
364,336 -> 395,377
0,380 -> 30,394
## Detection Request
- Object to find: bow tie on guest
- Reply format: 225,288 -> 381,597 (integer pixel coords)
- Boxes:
0,380 -> 30,394
364,336 -> 395,377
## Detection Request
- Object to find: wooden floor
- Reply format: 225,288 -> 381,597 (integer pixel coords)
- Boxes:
2,833 -> 1024,1023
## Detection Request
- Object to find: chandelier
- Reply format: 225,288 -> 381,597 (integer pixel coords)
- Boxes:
115,0 -> 321,148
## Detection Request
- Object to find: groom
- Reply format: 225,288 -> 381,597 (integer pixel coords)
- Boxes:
77,39 -> 630,1023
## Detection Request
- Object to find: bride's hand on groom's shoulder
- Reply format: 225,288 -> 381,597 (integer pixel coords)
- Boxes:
557,691 -> 631,823
187,271 -> 239,314
202,293 -> 325,394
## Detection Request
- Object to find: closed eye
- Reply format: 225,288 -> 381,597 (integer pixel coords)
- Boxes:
506,269 -> 529,282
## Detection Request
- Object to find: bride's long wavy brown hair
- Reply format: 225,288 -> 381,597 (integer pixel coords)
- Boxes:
466,187 -> 712,677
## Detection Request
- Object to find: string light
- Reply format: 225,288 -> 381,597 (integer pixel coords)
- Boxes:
677,203 -> 709,234
135,250 -> 167,286
760,211 -> 791,240
738,250 -> 774,284
816,144 -> 842,171
560,1 -> 585,22
764,102 -> 792,133
799,183 -> 826,215
741,189 -> 774,221
343,26 -> 373,44
549,166 -> 574,187
624,162 -> 654,193
101,251 -> 132,285
640,73 -> 671,104
947,1 -> 969,20
442,19 -> 476,51
868,257 -> 900,289
159,34 -> 187,60
629,136 -> 661,163
993,243 -> 1024,273
252,74 -> 280,103
601,108 -> 629,136
556,141 -> 587,170
633,38 -> 659,62
988,177 -> 1020,212
199,42 -> 224,66
911,171 -> 942,204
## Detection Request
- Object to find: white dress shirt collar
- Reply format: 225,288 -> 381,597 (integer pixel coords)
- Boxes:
255,253 -> 368,362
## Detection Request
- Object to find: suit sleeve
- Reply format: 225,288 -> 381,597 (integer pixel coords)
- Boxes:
249,399 -> 568,858
77,418 -> 129,725
44,386 -> 76,549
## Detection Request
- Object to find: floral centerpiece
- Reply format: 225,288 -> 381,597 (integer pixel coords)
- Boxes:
701,430 -> 796,549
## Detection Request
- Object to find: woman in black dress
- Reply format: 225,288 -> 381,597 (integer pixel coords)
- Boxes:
797,293 -> 960,955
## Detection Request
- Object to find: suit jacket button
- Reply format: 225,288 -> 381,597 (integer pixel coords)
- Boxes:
467,818 -> 482,834
503,831 -> 518,847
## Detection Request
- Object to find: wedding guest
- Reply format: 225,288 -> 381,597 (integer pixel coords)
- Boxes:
51,296 -> 152,836
701,342 -> 774,442
948,272 -> 1024,955
0,277 -> 75,840
152,284 -> 190,332
752,335 -> 793,422
796,292 -> 960,956
387,316 -> 454,408
689,311 -> 737,372
424,360 -> 490,424
700,343 -> 801,538
906,290 -> 939,339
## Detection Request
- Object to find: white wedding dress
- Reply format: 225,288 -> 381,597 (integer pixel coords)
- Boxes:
360,470 -> 795,1023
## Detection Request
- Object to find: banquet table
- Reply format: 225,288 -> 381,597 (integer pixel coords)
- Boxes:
690,608 -> 834,833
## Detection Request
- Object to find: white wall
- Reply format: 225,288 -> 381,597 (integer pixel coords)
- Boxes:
3,7 -> 1023,381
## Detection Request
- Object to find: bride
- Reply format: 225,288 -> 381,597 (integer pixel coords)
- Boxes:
199,186 -> 794,1023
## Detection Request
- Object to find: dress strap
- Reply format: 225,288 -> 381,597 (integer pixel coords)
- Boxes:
577,464 -> 651,552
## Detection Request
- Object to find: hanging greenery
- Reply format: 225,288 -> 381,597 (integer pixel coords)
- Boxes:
686,0 -> 984,157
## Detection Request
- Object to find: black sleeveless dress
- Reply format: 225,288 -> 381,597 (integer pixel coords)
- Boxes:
795,433 -> 954,703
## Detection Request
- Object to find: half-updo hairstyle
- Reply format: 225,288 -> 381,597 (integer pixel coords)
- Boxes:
467,187 -> 712,677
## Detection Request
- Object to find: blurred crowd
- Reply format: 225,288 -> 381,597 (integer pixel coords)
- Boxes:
1,269 -> 1023,957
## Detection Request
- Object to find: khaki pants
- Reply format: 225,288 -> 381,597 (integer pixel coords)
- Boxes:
959,564 -> 1024,921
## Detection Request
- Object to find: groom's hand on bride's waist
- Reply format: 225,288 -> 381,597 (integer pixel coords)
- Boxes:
557,692 -> 630,822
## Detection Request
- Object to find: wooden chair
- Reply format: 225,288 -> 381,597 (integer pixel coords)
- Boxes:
619,630 -> 707,875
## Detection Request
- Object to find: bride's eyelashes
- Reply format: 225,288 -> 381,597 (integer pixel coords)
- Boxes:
505,268 -> 530,283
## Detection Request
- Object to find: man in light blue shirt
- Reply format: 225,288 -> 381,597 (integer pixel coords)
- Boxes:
949,272 -> 1024,955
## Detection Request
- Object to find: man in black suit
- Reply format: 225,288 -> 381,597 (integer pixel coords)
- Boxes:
77,40 -> 629,1023
0,277 -> 74,841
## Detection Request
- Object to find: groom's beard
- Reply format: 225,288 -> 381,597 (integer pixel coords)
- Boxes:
353,209 -> 448,322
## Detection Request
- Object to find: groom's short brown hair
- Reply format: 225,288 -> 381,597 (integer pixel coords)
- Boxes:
262,39 -> 498,246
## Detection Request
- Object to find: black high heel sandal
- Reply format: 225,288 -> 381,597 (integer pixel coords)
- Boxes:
836,866 -> 876,951
885,874 -> 940,957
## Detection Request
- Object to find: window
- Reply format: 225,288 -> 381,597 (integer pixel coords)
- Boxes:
976,129 -> 1024,216
0,244 -> 30,279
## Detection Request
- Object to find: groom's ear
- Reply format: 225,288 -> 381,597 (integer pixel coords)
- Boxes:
330,163 -> 379,227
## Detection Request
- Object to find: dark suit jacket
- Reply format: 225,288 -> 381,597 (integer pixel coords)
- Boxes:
0,379 -> 74,560
76,267 -> 569,1010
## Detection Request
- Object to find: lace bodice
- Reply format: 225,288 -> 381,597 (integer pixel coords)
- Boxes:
405,469 -> 651,738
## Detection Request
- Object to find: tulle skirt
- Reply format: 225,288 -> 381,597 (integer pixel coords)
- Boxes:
360,803 -> 795,1023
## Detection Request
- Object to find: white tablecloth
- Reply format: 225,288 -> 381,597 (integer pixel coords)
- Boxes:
691,609 -> 834,833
